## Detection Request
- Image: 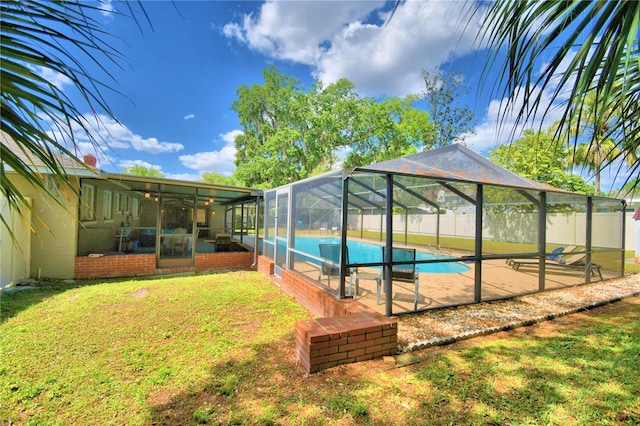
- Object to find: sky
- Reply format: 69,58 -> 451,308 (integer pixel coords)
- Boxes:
45,0 -> 629,192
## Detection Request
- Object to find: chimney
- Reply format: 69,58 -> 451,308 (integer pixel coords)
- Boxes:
84,154 -> 97,167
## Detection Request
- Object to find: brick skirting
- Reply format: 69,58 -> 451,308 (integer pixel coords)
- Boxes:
257,255 -> 399,372
74,251 -> 254,280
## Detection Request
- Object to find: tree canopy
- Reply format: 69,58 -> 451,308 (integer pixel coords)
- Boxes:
200,172 -> 237,186
420,69 -> 475,147
231,66 -> 436,188
489,129 -> 594,195
121,165 -> 163,178
231,67 -> 358,188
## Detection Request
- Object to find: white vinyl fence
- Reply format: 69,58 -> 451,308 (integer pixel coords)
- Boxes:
358,211 -> 633,250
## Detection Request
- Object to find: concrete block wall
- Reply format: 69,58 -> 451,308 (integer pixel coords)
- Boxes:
296,312 -> 398,373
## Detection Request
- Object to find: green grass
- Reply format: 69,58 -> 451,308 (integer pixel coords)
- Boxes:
1,271 -> 639,425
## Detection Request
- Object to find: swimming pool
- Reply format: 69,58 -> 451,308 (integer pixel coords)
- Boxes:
291,236 -> 471,274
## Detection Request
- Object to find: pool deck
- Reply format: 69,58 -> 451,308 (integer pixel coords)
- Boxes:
297,256 -> 615,316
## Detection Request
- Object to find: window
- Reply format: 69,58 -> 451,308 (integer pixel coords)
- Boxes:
103,190 -> 113,220
131,198 -> 139,217
197,208 -> 206,224
114,192 -> 121,212
80,183 -> 95,221
122,194 -> 129,213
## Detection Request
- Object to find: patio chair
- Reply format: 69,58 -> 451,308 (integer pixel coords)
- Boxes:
381,247 -> 420,310
171,228 -> 188,256
318,243 -> 349,289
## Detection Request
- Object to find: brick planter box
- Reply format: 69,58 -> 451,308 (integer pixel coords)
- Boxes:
295,312 -> 398,373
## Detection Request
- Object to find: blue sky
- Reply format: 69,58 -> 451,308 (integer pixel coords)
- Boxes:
45,0 -> 628,191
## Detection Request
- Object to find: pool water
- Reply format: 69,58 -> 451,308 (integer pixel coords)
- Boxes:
292,236 -> 470,274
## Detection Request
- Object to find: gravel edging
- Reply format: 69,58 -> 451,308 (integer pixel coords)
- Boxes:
397,275 -> 640,353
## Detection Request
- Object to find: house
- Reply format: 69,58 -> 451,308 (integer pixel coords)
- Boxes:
1,132 -> 261,286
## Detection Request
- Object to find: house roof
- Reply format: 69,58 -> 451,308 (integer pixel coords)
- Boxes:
3,131 -> 261,204
356,143 -> 566,193
1,131 -> 95,175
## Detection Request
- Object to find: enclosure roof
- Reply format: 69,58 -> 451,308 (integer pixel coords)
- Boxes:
356,144 -> 565,192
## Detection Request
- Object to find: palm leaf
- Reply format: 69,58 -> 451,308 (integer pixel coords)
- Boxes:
1,0 -> 148,246
477,0 -> 639,190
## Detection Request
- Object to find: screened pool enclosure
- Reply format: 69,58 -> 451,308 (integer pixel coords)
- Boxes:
261,144 -> 626,316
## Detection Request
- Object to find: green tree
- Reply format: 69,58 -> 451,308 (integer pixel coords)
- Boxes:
122,165 -> 163,178
478,1 -> 639,189
563,93 -> 638,196
201,172 -> 237,186
342,96 -> 434,167
232,67 -> 359,188
420,68 -> 475,146
489,129 -> 594,194
232,67 -> 433,188
614,176 -> 640,198
1,1 -> 148,232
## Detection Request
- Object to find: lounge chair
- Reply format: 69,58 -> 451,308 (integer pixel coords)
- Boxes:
508,250 -> 602,279
506,246 -> 576,267
382,247 -> 420,310
318,243 -> 381,297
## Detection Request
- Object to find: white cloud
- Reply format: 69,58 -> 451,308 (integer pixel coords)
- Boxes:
49,114 -> 185,157
178,130 -> 242,176
220,129 -> 243,144
179,130 -> 241,176
464,85 -> 564,154
223,1 -> 483,97
36,66 -> 72,90
98,0 -> 115,17
184,113 -> 195,120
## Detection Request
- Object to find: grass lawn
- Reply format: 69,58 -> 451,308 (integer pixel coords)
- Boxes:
1,271 -> 639,425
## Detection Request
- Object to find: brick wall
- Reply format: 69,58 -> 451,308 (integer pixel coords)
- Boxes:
75,254 -> 157,279
75,251 -> 253,280
257,255 -> 274,276
280,269 -> 362,318
296,312 -> 398,373
195,251 -> 253,271
257,255 -> 399,372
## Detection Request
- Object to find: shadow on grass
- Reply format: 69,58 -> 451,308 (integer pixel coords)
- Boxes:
149,337 -> 292,425
148,334 -> 373,425
1,279 -> 120,323
147,301 -> 640,425
406,301 -> 640,424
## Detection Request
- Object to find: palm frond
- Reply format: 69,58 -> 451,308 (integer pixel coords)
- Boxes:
1,0 -> 147,243
478,0 -> 640,190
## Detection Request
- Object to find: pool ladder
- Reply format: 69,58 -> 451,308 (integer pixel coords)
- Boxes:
428,243 -> 451,255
